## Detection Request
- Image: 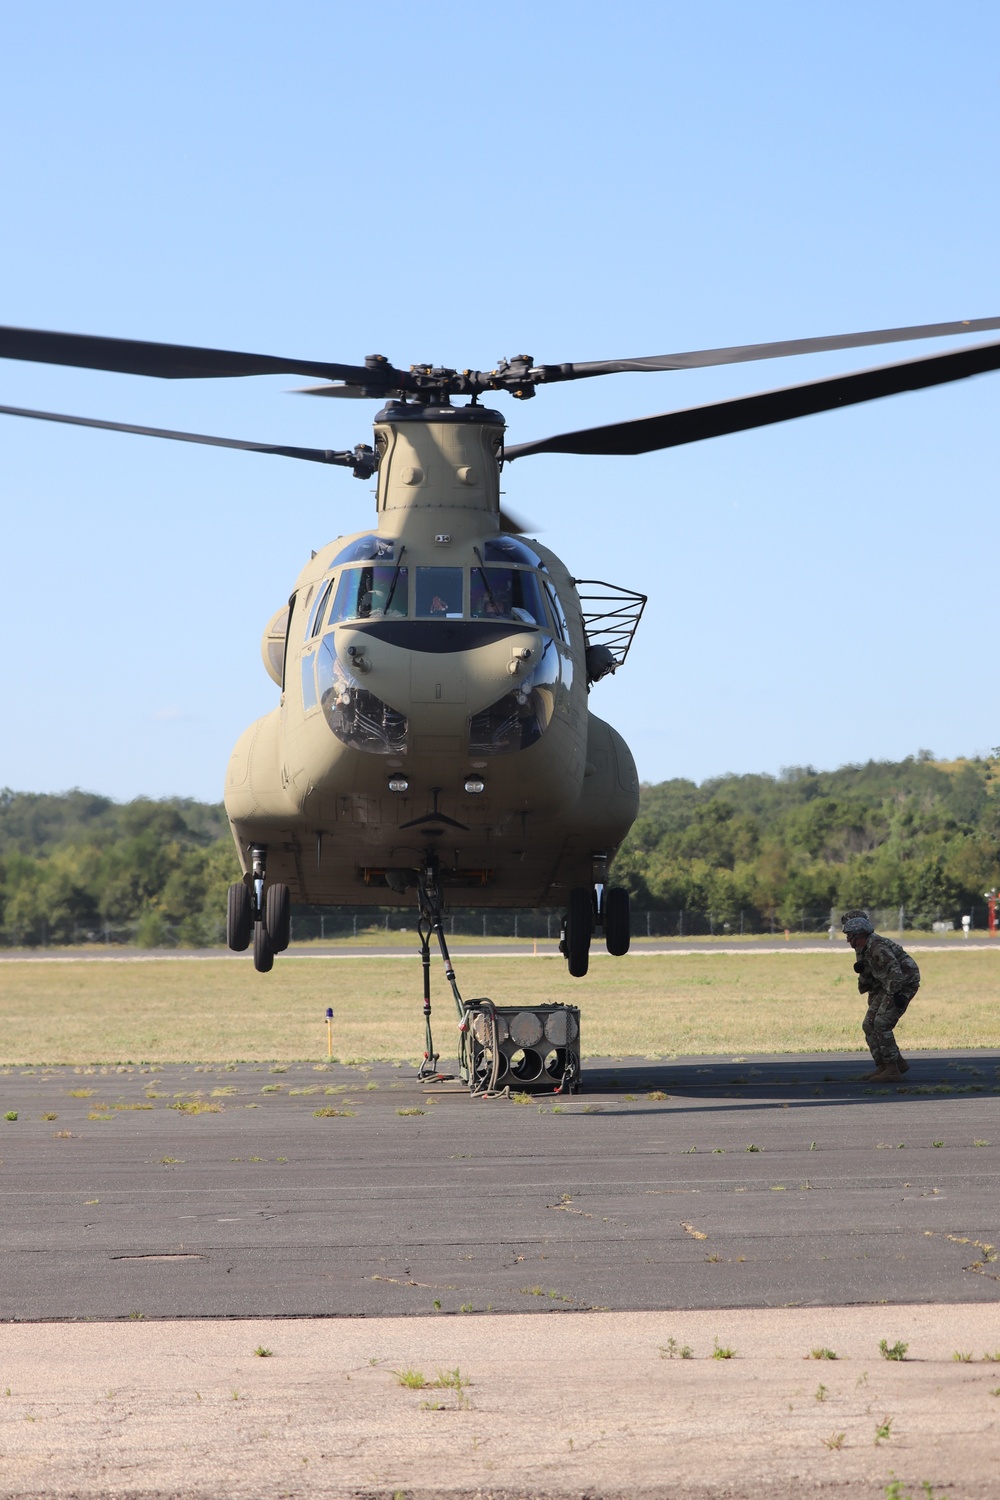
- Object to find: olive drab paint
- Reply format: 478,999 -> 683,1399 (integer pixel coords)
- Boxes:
224,400 -> 640,911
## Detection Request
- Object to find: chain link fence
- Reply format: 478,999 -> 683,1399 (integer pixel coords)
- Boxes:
10,900 -> 994,949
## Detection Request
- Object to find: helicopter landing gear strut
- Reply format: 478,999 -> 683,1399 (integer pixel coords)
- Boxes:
562,888 -> 593,977
414,860 -> 462,1081
559,855 -> 631,976
227,846 -> 291,972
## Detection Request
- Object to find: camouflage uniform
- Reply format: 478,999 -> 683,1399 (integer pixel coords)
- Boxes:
855,934 -> 920,1068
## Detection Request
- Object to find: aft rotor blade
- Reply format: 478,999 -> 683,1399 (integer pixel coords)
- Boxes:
0,402 -> 365,466
505,338 -> 1000,461
544,315 -> 1000,381
498,505 -> 536,534
0,324 -> 378,385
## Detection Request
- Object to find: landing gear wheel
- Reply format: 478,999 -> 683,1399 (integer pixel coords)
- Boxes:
604,886 -> 630,955
264,882 -> 291,953
227,882 -> 251,952
253,919 -> 274,973
566,887 -> 593,978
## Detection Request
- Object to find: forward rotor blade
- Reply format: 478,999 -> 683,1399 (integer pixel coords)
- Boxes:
505,338 -> 1000,461
0,324 -> 378,385
294,382 -> 375,398
0,402 -> 363,466
546,315 -> 1000,381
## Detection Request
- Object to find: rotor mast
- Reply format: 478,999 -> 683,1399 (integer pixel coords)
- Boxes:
370,398 -> 507,537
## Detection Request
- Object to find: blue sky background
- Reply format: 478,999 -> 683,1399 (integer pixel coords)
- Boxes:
2,1 -> 999,802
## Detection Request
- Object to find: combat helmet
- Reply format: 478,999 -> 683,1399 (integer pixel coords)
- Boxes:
841,910 -> 874,937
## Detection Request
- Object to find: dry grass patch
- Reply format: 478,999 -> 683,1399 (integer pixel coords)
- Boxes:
0,951 -> 998,1063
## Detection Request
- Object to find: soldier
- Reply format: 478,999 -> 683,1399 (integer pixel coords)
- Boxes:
842,912 -> 920,1081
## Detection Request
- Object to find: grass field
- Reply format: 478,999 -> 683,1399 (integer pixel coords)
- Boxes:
1,950 -> 999,1065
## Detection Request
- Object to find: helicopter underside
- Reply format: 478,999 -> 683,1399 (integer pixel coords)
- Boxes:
225,706 -> 638,910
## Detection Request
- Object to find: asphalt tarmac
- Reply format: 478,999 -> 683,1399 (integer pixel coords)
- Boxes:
2,1051 -> 998,1322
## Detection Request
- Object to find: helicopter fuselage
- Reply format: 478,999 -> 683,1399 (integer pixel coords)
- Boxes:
224,401 -> 639,908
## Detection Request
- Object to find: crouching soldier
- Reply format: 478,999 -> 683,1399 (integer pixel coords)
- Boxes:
842,912 -> 920,1081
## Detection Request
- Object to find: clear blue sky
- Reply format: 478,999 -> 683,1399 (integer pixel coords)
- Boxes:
2,0 -> 998,801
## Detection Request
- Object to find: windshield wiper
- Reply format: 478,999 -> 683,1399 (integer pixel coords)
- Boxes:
472,547 -> 500,613
384,545 -> 406,615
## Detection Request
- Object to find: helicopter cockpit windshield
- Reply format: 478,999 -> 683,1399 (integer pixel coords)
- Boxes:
415,567 -> 463,618
330,565 -> 408,622
470,564 -> 546,625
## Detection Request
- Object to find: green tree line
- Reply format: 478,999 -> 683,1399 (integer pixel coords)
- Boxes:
612,752 -> 1000,930
0,791 -> 236,947
1,752 -> 999,946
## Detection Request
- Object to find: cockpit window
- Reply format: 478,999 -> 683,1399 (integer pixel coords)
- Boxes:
307,578 -> 334,638
329,534 -> 395,566
470,566 -> 546,626
415,567 -> 464,618
483,535 -> 547,568
330,565 -> 408,623
543,580 -> 569,641
301,650 -> 318,712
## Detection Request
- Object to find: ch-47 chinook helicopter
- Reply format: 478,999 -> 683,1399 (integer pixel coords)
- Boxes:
4,314 -> 1000,1022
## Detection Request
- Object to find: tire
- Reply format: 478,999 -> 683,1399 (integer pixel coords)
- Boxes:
253,919 -> 274,973
227,882 -> 252,952
604,886 -> 630,956
566,886 -> 592,978
264,883 -> 291,953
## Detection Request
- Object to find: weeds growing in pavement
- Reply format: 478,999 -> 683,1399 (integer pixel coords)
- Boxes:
879,1340 -> 908,1361
659,1338 -> 693,1359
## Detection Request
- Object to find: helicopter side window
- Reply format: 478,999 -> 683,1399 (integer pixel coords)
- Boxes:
307,578 -> 335,638
330,565 -> 408,622
470,567 -> 545,625
543,580 -> 569,642
300,650 -> 318,712
415,567 -> 463,618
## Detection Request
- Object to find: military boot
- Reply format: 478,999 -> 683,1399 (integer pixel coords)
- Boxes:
897,1055 -> 910,1074
862,1067 -> 886,1081
880,1064 -> 904,1081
